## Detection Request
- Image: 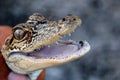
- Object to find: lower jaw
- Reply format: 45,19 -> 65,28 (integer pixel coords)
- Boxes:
7,40 -> 90,74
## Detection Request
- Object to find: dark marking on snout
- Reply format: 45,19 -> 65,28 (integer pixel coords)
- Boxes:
79,41 -> 84,47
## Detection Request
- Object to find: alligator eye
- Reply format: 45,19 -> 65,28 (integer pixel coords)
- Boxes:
13,28 -> 26,40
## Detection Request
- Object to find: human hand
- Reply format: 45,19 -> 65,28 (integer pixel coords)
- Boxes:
0,26 -> 45,80
0,26 -> 28,80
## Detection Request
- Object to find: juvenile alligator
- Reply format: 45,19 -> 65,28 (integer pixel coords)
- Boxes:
1,13 -> 90,80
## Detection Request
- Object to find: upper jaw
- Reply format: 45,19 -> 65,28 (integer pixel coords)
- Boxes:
6,40 -> 90,74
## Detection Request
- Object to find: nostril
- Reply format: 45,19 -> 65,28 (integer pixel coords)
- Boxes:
62,18 -> 66,21
73,18 -> 76,21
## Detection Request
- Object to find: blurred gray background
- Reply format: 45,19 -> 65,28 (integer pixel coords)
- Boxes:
0,0 -> 120,80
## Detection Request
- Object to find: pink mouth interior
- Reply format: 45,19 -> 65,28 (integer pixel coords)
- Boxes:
8,40 -> 84,59
28,41 -> 81,59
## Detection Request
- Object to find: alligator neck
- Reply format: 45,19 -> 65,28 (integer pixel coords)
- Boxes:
28,69 -> 46,80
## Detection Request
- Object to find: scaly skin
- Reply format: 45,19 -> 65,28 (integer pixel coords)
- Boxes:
1,13 -> 90,80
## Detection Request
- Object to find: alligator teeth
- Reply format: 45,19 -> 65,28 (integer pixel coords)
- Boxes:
34,47 -> 41,51
60,36 -> 62,39
69,33 -> 71,36
73,30 -> 75,32
55,42 -> 59,44
64,35 -> 66,37
48,45 -> 50,47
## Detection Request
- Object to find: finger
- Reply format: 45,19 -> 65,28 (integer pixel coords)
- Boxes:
0,26 -> 12,50
8,72 -> 28,80
0,26 -> 12,80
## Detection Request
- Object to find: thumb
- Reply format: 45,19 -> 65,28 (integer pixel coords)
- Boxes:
0,26 -> 12,50
0,26 -> 12,80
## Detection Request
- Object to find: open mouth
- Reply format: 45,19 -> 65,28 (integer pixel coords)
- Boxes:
7,40 -> 90,73
3,14 -> 91,74
8,40 -> 90,60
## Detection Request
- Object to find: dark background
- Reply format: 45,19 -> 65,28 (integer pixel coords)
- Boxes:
0,0 -> 120,80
